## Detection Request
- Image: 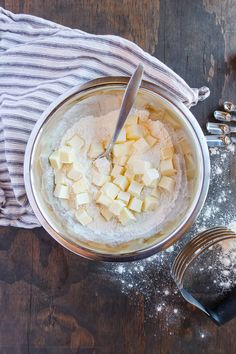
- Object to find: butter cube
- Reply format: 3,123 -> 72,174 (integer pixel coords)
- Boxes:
126,124 -> 143,140
126,114 -> 138,125
142,168 -> 160,186
72,176 -> 89,193
88,142 -> 104,159
113,175 -> 129,191
54,170 -> 68,185
59,146 -> 75,163
128,158 -> 151,174
158,176 -> 175,192
185,153 -> 195,179
102,182 -> 120,199
151,187 -> 160,198
124,169 -> 134,180
128,180 -> 143,197
179,138 -> 191,154
112,155 -> 129,166
75,192 -> 90,207
75,210 -> 92,225
145,135 -> 157,147
67,163 -> 84,181
128,197 -> 143,213
133,137 -> 149,152
138,109 -> 149,122
93,157 -> 111,175
109,200 -> 126,216
113,141 -> 133,157
92,170 -> 110,187
143,196 -> 158,211
160,159 -> 176,176
49,150 -> 62,170
96,192 -> 113,207
117,191 -> 131,205
66,134 -> 84,151
111,165 -> 124,178
161,146 -> 174,160
54,184 -> 69,199
100,206 -> 113,221
116,129 -> 126,143
118,207 -> 136,225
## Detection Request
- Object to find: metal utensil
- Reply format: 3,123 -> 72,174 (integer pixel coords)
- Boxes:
95,63 -> 144,161
224,101 -> 236,113
206,122 -> 236,135
171,227 -> 236,325
205,135 -> 234,147
214,110 -> 236,122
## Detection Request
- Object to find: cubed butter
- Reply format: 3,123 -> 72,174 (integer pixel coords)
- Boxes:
100,206 -> 113,221
72,176 -> 89,193
158,176 -> 175,192
49,150 -> 61,170
118,207 -> 136,225
75,192 -> 90,207
133,137 -> 149,152
142,168 -> 160,186
126,114 -> 138,125
126,124 -> 143,140
113,141 -> 133,157
109,200 -> 126,216
93,157 -> 111,175
67,163 -> 84,181
92,170 -> 110,187
112,155 -> 129,167
128,197 -> 143,213
88,142 -> 104,159
66,134 -> 84,151
138,109 -> 149,122
179,138 -> 191,154
185,153 -> 195,179
128,158 -> 151,175
145,134 -> 157,147
117,191 -> 131,205
116,129 -> 126,143
124,168 -> 135,180
102,182 -> 120,199
96,192 -> 113,207
160,159 -> 176,176
151,187 -> 160,198
113,175 -> 129,191
54,170 -> 68,185
161,146 -> 174,160
54,184 -> 69,199
111,164 -> 124,178
59,146 -> 75,163
75,210 -> 92,225
128,180 -> 143,197
143,196 -> 158,211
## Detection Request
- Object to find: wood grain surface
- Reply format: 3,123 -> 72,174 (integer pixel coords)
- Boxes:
0,1 -> 236,353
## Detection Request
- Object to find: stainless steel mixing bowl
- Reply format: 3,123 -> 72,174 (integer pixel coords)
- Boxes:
24,77 -> 210,261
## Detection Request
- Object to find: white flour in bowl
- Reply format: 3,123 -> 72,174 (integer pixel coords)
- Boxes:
41,108 -> 192,245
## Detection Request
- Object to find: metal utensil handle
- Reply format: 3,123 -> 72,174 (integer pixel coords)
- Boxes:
208,287 -> 236,325
105,64 -> 144,156
205,135 -> 231,147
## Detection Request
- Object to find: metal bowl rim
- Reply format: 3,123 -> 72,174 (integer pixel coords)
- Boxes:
24,77 -> 210,262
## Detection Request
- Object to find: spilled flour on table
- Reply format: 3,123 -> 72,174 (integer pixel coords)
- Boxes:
98,145 -> 236,333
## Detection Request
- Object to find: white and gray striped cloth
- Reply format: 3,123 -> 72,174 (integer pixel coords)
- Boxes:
0,7 -> 210,228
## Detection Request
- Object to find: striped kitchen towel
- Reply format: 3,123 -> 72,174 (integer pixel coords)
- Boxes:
0,7 -> 210,228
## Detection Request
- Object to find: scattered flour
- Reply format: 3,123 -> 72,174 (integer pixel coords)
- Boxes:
101,143 -> 236,327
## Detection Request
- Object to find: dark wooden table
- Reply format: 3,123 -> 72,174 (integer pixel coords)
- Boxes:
1,1 -> 236,353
